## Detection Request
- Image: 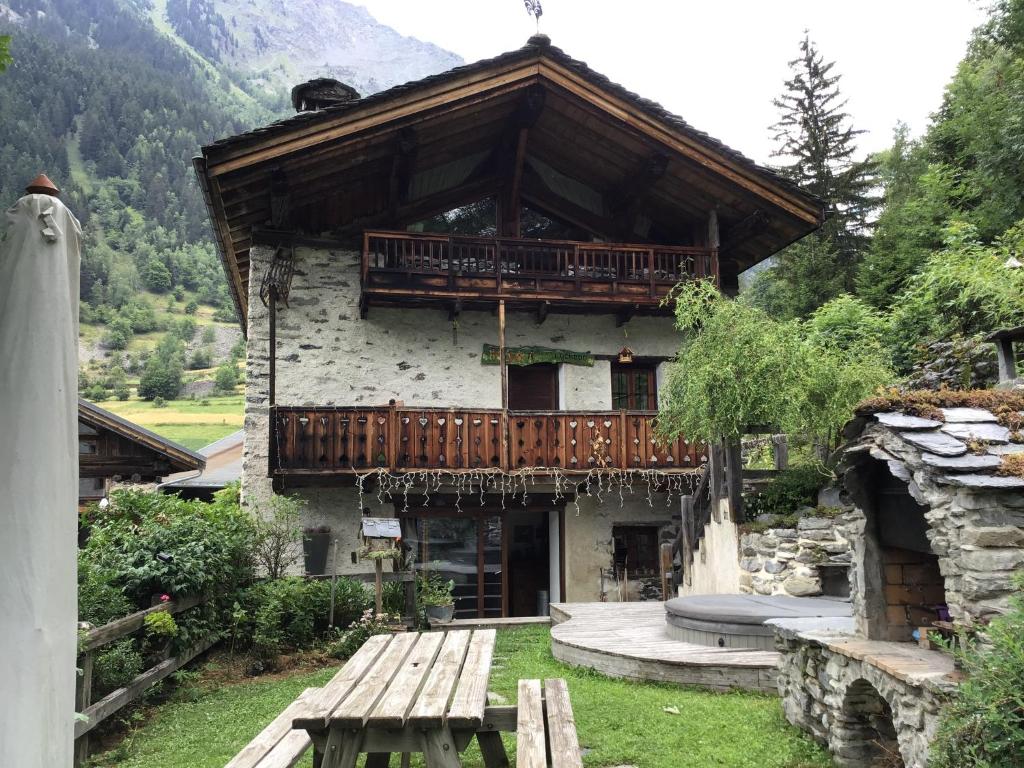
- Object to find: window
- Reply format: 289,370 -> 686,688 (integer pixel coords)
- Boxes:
612,525 -> 660,577
611,364 -> 656,410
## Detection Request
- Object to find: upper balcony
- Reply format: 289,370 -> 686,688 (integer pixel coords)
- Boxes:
360,231 -> 718,317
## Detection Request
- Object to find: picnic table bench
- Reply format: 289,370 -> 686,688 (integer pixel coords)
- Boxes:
224,629 -> 582,768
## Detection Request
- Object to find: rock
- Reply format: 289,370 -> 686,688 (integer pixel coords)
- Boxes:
875,412 -> 944,430
740,557 -> 762,572
941,407 -> 998,423
798,530 -> 834,541
921,452 -> 1002,472
783,575 -> 822,597
961,526 -> 1024,548
817,486 -> 845,508
772,528 -> 799,540
764,560 -> 786,574
941,422 -> 1011,444
962,573 -> 1014,599
900,430 -> 968,457
797,516 -> 835,531
942,474 -> 1024,490
961,547 -> 1024,571
988,443 -> 1024,456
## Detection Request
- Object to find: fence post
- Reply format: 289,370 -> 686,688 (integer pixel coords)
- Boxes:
74,622 -> 94,768
772,434 -> 789,470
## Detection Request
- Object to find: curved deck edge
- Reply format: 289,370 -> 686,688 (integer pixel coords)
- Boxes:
550,602 -> 779,693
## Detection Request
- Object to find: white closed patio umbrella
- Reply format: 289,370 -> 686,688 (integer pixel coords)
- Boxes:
0,174 -> 81,768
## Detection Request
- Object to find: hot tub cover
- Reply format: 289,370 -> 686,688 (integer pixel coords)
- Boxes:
666,595 -> 851,625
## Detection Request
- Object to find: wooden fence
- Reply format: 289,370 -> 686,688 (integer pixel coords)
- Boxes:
75,595 -> 213,766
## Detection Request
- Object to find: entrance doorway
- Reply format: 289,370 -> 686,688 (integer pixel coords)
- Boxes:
399,504 -> 562,618
508,364 -> 558,410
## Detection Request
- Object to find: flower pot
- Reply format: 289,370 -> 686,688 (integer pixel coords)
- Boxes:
303,530 -> 331,575
425,604 -> 455,624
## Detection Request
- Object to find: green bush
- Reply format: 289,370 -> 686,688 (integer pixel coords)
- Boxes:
78,556 -> 134,627
931,578 -> 1024,767
213,362 -> 238,394
81,486 -> 255,606
744,465 -> 827,521
93,639 -> 144,695
143,611 -> 178,640
188,347 -> 212,370
329,609 -> 400,660
235,577 -> 370,664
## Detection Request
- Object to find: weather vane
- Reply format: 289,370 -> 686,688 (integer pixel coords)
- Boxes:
524,0 -> 543,32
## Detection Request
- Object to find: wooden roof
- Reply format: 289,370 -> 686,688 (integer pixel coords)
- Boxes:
196,35 -> 824,331
78,399 -> 206,476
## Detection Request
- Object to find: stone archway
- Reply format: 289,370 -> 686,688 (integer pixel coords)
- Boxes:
833,678 -> 904,767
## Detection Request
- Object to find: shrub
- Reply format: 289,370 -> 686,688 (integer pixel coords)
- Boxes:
114,386 -> 130,401
85,383 -> 110,402
236,577 -> 369,664
417,573 -> 454,607
188,347 -> 212,370
329,609 -> 400,660
81,486 -> 255,606
250,494 -> 305,579
143,611 -> 178,640
744,465 -> 828,521
78,556 -> 134,627
931,577 -> 1024,767
201,326 -> 217,345
213,362 -> 238,394
93,639 -> 144,695
184,299 -> 198,315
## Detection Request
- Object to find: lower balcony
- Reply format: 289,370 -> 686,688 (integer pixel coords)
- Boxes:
270,406 -> 707,477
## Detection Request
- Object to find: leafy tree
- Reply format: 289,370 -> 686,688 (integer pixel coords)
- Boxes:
659,280 -> 892,446
214,361 -> 238,394
138,333 -> 185,400
754,34 -> 879,318
141,257 -> 173,293
103,315 -> 133,350
188,347 -> 213,370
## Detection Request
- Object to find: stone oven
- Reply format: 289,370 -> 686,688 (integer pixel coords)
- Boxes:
773,402 -> 1024,767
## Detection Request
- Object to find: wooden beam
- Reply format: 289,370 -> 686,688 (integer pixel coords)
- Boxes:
496,87 -> 544,237
520,170 -> 620,241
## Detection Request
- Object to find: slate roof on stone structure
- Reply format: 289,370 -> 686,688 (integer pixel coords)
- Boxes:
843,401 -> 1024,491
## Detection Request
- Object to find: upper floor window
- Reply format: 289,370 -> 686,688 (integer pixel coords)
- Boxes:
611,364 -> 657,410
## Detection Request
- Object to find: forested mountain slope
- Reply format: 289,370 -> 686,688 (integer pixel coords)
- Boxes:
0,0 -> 460,396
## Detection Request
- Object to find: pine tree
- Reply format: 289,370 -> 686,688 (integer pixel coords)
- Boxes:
755,34 -> 879,318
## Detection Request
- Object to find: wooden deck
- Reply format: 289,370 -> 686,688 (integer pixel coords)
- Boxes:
428,615 -> 552,630
550,602 -> 779,693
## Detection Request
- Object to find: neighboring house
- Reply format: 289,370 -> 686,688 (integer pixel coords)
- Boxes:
196,35 -> 823,617
78,399 -> 205,507
161,430 -> 244,500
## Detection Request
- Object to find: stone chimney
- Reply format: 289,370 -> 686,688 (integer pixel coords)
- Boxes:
290,78 -> 361,112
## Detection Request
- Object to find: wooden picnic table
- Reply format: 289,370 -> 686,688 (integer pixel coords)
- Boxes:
291,629 -> 510,768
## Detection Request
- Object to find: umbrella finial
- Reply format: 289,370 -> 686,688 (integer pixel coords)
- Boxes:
26,173 -> 60,197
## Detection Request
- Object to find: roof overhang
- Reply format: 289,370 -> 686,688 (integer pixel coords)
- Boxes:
78,399 -> 206,474
197,37 -> 824,332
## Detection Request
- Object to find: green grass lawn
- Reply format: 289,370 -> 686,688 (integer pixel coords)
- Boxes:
96,394 -> 244,450
91,627 -> 829,768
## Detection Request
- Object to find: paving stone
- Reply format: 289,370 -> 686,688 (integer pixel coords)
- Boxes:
900,430 -> 968,457
875,412 -> 943,430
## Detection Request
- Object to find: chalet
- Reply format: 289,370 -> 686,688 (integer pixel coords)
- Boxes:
161,429 -> 244,501
77,399 -> 205,507
196,35 -> 823,618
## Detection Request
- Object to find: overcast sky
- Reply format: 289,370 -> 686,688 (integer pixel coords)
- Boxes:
356,0 -> 988,164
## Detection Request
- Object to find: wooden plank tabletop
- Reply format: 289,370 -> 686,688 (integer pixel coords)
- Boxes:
295,629 -> 497,735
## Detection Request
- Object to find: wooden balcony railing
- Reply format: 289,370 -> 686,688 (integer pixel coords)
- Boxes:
270,406 -> 707,476
360,231 -> 718,312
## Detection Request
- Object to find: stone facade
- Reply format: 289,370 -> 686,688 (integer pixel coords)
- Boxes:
774,406 -> 1024,766
738,512 -> 853,598
241,243 -> 686,594
773,623 -> 954,768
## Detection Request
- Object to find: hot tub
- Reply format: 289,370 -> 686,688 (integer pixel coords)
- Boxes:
665,595 -> 852,650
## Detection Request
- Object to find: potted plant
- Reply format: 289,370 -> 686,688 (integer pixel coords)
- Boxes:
303,525 -> 331,575
418,573 -> 455,623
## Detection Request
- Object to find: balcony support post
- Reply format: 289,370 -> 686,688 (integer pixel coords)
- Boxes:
268,284 -> 277,406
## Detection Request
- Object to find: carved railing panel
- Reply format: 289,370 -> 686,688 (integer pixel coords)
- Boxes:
272,406 -> 702,475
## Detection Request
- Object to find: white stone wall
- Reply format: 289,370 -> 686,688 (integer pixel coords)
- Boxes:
242,243 -> 685,581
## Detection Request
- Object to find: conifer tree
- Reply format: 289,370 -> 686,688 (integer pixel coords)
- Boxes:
753,34 -> 878,318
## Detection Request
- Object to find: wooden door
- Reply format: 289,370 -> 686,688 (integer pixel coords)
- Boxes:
508,364 -> 558,410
